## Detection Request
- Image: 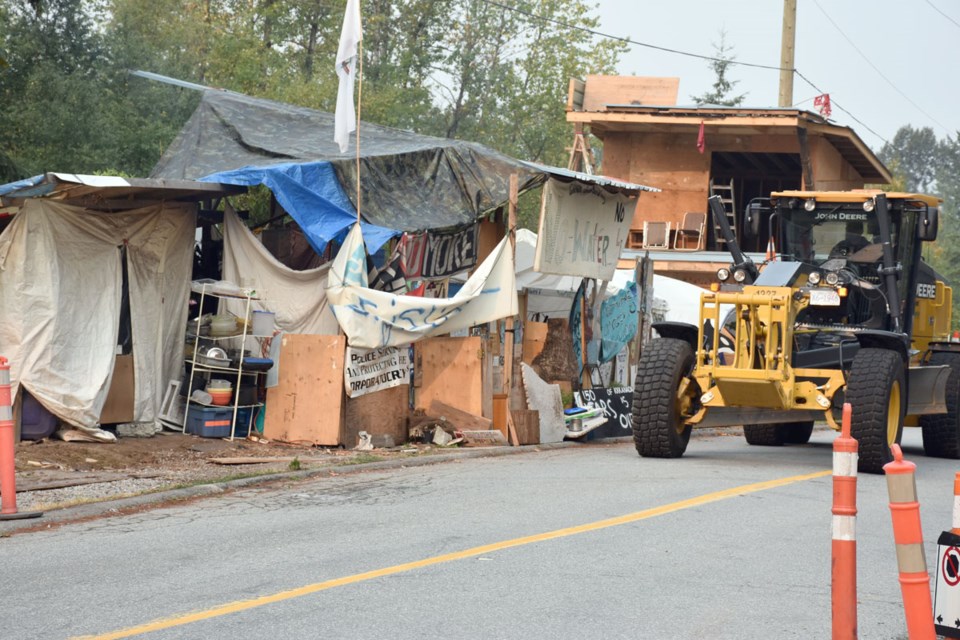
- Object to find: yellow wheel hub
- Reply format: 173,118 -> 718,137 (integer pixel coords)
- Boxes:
887,380 -> 901,445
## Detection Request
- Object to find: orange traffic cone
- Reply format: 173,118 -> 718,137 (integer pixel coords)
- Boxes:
0,357 -> 42,520
765,236 -> 777,261
832,403 -> 858,640
884,444 -> 935,639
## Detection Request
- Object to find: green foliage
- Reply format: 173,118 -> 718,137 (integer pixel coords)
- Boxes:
690,30 -> 746,107
1,0 -> 624,183
287,457 -> 301,471
880,125 -> 960,328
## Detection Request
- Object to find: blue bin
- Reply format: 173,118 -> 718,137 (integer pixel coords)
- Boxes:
185,406 -> 252,438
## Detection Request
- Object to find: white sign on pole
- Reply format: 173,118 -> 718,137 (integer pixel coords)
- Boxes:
344,345 -> 411,397
533,178 -> 636,281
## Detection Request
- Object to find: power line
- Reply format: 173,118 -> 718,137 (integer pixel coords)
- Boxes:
476,0 -> 889,145
811,0 -> 951,137
476,0 -> 787,72
925,0 -> 960,30
793,70 -> 889,145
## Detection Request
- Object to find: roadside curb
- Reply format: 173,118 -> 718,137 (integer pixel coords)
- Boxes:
0,440 -> 582,535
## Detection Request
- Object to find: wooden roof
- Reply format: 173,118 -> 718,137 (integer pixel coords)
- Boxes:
567,104 -> 891,184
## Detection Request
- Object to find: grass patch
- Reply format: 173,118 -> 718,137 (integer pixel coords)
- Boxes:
339,453 -> 385,466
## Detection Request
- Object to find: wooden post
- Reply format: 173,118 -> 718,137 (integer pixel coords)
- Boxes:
503,174 -> 520,446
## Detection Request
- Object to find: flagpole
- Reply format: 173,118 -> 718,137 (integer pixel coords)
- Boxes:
355,39 -> 363,223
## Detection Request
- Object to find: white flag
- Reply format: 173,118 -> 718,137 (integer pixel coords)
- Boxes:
334,0 -> 363,153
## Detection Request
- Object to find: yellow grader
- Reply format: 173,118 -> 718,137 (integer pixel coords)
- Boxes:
632,191 -> 955,473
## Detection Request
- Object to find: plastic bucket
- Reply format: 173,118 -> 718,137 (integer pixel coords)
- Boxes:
252,310 -> 276,337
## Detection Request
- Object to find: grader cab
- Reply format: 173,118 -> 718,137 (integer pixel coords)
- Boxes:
632,191 -> 956,473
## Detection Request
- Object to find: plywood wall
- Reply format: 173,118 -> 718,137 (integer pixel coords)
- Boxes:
413,336 -> 483,416
264,334 -> 345,445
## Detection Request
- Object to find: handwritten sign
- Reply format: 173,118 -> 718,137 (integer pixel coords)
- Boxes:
344,345 -> 411,397
534,179 -> 635,281
573,387 -> 633,440
600,282 -> 638,362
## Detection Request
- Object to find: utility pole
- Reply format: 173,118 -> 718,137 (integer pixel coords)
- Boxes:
778,0 -> 797,107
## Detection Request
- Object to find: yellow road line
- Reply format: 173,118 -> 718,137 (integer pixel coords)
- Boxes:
78,469 -> 830,639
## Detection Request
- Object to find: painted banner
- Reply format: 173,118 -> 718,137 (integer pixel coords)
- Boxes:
574,387 -> 633,440
599,281 -> 638,362
344,345 -> 411,397
534,178 -> 635,281
328,224 -> 517,349
421,224 -> 478,279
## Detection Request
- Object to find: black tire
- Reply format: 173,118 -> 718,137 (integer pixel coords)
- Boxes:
783,421 -> 815,444
920,352 -> 960,458
845,348 -> 905,474
632,338 -> 697,458
742,421 -> 814,446
743,424 -> 786,446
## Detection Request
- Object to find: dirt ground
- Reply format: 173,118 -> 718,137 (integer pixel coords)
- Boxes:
12,430 -> 417,493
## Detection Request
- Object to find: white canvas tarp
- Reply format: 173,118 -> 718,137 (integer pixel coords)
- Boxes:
328,223 -> 518,348
0,199 -> 195,428
221,205 -> 339,335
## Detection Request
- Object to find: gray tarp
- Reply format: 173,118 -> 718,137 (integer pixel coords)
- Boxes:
150,90 -> 542,231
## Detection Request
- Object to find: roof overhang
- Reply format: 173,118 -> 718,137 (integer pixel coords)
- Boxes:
520,161 -> 659,196
567,106 -> 891,184
0,173 -> 246,210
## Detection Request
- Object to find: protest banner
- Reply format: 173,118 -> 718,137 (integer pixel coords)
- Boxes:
344,345 -> 411,397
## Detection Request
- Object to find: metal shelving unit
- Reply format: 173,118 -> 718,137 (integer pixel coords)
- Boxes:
182,283 -> 265,440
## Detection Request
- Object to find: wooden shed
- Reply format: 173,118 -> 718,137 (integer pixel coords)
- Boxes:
566,75 -> 892,284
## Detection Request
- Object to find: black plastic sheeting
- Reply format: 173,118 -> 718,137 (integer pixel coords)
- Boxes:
150,90 -> 543,231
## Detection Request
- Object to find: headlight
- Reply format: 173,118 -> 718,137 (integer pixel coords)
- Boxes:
717,267 -> 731,282
733,268 -> 748,283
863,199 -> 876,212
808,271 -> 822,285
804,198 -> 817,212
825,272 -> 840,286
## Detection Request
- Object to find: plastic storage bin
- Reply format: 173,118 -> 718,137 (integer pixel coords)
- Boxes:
20,391 -> 58,440
185,406 -> 252,438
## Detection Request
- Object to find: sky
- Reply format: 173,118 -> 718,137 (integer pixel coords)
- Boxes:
592,0 -> 959,151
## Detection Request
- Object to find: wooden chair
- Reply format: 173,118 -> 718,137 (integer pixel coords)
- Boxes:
673,212 -> 706,250
642,221 -> 671,249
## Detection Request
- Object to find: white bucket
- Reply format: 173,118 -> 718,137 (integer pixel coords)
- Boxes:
251,310 -> 276,337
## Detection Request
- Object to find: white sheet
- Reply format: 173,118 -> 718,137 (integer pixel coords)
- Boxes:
328,223 -> 518,348
0,200 -> 195,428
221,205 -> 339,336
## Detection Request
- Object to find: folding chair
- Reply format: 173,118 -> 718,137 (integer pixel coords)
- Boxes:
673,212 -> 706,250
642,221 -> 671,249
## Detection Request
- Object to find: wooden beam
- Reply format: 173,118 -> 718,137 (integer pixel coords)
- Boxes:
503,173 -> 520,445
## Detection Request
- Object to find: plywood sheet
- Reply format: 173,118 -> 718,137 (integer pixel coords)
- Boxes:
344,384 -> 409,448
264,334 -> 345,445
414,336 -> 482,416
583,76 -> 679,111
521,321 -> 548,366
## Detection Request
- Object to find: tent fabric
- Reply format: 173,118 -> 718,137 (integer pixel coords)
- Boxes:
221,205 -> 340,336
328,224 -> 518,348
201,161 -> 398,253
0,200 -> 195,428
149,90 -> 542,232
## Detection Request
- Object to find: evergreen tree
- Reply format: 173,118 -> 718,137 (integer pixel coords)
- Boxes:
690,30 -> 747,107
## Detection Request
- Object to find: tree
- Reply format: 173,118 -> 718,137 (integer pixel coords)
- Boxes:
691,30 -> 747,107
878,126 -> 941,193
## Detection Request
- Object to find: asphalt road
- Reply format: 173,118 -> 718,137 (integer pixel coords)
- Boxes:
1,427 -> 957,639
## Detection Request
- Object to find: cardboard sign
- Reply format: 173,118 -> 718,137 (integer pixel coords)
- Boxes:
573,387 -> 633,440
534,179 -> 635,281
344,345 -> 411,397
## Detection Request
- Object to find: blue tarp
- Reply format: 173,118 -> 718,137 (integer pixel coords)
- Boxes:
200,161 -> 399,253
0,174 -> 43,197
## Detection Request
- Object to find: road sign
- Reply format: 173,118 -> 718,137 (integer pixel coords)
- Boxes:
934,533 -> 960,638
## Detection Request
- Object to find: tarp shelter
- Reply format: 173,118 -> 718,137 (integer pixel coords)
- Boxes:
145,82 -> 656,254
149,87 -> 543,250
0,174 -> 244,430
